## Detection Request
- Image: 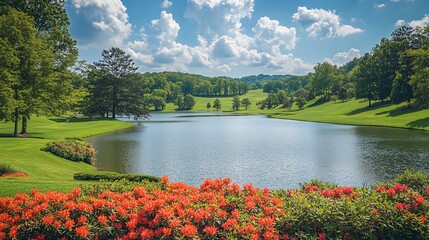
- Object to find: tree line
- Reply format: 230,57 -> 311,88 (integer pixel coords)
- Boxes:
256,25 -> 429,110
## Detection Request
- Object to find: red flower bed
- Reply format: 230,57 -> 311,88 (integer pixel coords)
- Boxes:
0,172 -> 28,178
1,176 -> 429,239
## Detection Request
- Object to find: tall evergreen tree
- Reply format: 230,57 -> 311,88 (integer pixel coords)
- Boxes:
94,47 -> 138,119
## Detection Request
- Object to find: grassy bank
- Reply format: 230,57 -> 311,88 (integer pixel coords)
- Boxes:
163,89 -> 429,131
0,117 -> 133,197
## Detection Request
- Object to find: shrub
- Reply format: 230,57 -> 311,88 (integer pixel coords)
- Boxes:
74,171 -> 161,183
0,164 -> 15,175
80,179 -> 162,196
2,171 -> 429,239
43,139 -> 96,164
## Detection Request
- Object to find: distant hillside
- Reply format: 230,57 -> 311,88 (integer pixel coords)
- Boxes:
236,74 -> 293,83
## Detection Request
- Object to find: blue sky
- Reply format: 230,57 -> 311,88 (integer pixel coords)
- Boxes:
66,0 -> 429,77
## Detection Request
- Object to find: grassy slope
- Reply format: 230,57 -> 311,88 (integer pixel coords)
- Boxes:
0,117 -> 132,197
164,89 -> 429,130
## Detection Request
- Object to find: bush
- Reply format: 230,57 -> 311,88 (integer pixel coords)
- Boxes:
80,179 -> 162,196
74,171 -> 161,183
0,164 -> 15,175
2,171 -> 429,239
43,139 -> 96,164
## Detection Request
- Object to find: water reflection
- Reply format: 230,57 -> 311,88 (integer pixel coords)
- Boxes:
88,113 -> 429,189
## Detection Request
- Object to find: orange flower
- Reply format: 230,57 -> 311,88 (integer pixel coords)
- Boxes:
8,225 -> 18,238
64,219 -> 75,230
415,195 -> 425,205
53,220 -> 61,229
180,224 -> 198,237
75,225 -> 89,237
161,176 -> 169,184
78,215 -> 88,223
170,218 -> 181,228
41,215 -> 54,225
204,226 -> 218,236
98,215 -> 108,225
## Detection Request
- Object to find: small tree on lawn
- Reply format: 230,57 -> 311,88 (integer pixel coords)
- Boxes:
206,102 -> 211,110
241,98 -> 251,110
213,98 -> 221,111
183,94 -> 196,110
296,96 -> 307,110
232,96 -> 241,111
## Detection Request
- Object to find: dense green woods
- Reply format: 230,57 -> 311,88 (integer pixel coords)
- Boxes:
0,1 -> 428,137
258,26 -> 429,110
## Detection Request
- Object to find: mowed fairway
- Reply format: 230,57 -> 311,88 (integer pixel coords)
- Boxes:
0,117 -> 132,197
272,99 -> 429,131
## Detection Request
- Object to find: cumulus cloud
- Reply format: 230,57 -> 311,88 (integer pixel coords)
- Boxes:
127,1 -> 313,75
324,48 -> 361,66
395,19 -> 406,27
252,17 -> 297,53
161,0 -> 172,9
409,15 -> 429,29
292,6 -> 363,39
68,0 -> 132,48
185,0 -> 254,39
394,15 -> 429,29
151,11 -> 180,47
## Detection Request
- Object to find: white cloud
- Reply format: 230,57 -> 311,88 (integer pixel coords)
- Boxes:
161,0 -> 172,9
185,0 -> 254,39
151,11 -> 180,47
395,15 -> 429,29
252,17 -> 297,53
324,48 -> 361,66
69,0 -> 132,48
292,6 -> 363,39
395,19 -> 406,27
374,3 -> 386,8
409,15 -> 429,29
127,2 -> 313,76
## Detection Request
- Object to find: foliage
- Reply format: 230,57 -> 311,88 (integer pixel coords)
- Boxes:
0,164 -> 15,175
206,102 -> 211,110
183,94 -> 196,110
3,172 -> 429,239
87,47 -> 144,119
232,96 -> 241,111
296,96 -> 307,110
408,32 -> 429,108
80,179 -> 162,196
43,139 -> 96,164
0,0 -> 78,68
0,8 -> 56,137
213,98 -> 221,111
74,171 -> 161,183
241,98 -> 251,110
311,62 -> 340,100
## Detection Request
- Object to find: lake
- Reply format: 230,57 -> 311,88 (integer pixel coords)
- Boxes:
88,113 -> 429,189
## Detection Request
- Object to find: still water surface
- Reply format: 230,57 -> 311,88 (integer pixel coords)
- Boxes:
88,113 -> 429,189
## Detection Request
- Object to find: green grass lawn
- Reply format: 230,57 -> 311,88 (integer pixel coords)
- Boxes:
272,99 -> 429,130
0,117 -> 132,197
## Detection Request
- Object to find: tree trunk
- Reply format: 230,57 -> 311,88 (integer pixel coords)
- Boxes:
112,84 -> 116,119
20,116 -> 27,135
13,108 -> 19,137
13,87 -> 19,137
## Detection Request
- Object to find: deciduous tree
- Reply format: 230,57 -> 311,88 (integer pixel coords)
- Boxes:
0,8 -> 56,137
